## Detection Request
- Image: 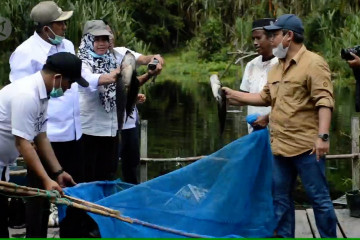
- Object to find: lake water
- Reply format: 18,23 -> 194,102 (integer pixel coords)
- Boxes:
139,79 -> 359,202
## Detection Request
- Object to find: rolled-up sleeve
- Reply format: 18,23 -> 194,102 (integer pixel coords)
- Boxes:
308,58 -> 334,109
81,62 -> 101,92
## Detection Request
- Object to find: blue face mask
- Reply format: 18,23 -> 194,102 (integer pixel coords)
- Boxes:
46,27 -> 64,45
89,50 -> 106,59
50,77 -> 64,98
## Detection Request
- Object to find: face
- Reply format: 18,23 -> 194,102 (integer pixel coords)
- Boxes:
93,36 -> 110,55
252,29 -> 272,57
106,25 -> 115,50
270,29 -> 290,48
54,74 -> 71,92
47,21 -> 67,37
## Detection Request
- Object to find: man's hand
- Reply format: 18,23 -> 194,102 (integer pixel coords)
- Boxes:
56,171 -> 76,188
347,52 -> 360,68
222,87 -> 244,106
152,54 -> 164,66
43,178 -> 64,195
311,138 -> 330,161
137,93 -> 146,104
253,114 -> 269,128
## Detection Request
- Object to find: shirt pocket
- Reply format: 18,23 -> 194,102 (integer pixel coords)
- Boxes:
281,79 -> 307,102
268,79 -> 280,99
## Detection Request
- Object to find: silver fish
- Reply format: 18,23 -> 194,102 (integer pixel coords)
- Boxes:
210,74 -> 227,135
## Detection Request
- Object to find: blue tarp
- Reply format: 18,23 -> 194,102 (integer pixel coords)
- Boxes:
59,129 -> 276,238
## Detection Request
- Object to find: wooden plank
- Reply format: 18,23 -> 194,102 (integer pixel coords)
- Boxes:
295,210 -> 313,238
140,120 -> 148,183
335,208 -> 360,238
351,117 -> 360,190
305,209 -> 343,238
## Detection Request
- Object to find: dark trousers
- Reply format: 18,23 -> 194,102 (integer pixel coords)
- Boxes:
51,138 -> 84,183
82,134 -> 119,182
26,139 -> 83,237
0,167 -> 9,238
120,126 -> 140,184
25,169 -> 50,238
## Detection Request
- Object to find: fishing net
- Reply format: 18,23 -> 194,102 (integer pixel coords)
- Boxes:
59,129 -> 276,238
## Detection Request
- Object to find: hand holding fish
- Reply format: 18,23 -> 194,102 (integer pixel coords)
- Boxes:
221,87 -> 245,106
98,66 -> 121,85
137,93 -> 146,104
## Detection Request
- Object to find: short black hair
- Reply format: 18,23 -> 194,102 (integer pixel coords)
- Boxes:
35,23 -> 48,34
282,29 -> 304,43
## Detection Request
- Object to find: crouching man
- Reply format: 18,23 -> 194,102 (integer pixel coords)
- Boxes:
0,52 -> 87,237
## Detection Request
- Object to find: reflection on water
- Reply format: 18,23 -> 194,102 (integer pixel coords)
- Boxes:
140,80 -> 358,199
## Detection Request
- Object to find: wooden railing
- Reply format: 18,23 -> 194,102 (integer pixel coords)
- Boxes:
11,118 -> 360,190
139,118 -> 360,189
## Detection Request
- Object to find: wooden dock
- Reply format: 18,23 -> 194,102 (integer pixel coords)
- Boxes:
296,208 -> 360,238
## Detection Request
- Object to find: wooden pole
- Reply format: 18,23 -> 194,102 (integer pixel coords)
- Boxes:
351,117 -> 360,190
140,120 -> 148,183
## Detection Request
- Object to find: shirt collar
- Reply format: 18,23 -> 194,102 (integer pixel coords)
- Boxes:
33,31 -> 63,54
35,71 -> 48,100
291,44 -> 307,64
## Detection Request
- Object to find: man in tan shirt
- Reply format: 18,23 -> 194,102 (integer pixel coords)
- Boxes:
223,14 -> 337,238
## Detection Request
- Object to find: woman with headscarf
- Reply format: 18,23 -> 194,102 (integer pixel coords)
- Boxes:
78,20 -> 121,182
78,20 -> 159,182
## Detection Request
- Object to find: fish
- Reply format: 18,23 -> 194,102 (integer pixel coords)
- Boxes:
125,70 -> 140,121
210,74 -> 227,135
116,51 -> 138,130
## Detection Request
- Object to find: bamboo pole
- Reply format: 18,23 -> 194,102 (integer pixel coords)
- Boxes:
0,181 -> 124,220
140,120 -> 148,183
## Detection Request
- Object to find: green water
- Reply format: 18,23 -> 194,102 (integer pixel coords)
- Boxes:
139,80 -> 358,201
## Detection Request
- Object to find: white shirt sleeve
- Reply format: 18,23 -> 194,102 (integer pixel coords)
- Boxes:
240,62 -> 251,92
81,62 -> 101,92
11,94 -> 43,141
9,50 -> 41,82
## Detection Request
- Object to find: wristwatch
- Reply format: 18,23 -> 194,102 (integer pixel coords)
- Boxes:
318,133 -> 329,141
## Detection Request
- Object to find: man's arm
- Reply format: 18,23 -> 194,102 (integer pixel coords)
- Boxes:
222,87 -> 267,106
34,132 -> 76,188
15,136 -> 63,193
313,107 -> 331,160
136,54 -> 164,66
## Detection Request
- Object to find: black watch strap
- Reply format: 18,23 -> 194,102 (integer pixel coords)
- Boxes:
52,169 -> 64,179
318,133 -> 329,141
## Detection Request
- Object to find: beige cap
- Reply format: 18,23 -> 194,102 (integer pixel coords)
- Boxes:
83,20 -> 112,37
30,1 -> 73,25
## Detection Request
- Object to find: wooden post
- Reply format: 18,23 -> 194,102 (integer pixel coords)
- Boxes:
140,120 -> 148,183
351,117 -> 360,190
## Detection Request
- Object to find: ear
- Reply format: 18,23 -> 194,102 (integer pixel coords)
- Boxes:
53,74 -> 63,83
287,31 -> 295,42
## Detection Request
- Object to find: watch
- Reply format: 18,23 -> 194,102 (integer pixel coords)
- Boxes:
318,133 -> 329,141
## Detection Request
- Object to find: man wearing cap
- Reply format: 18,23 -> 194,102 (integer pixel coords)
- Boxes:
240,18 -> 277,133
222,14 -> 336,238
0,52 -> 86,238
8,1 -> 85,237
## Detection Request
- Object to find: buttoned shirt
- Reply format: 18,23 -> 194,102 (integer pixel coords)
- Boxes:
260,45 -> 334,157
240,55 -> 278,132
0,72 -> 48,168
9,31 -> 81,142
79,47 -> 141,136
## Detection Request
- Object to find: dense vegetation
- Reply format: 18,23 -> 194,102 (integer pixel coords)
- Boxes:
1,0 -> 360,85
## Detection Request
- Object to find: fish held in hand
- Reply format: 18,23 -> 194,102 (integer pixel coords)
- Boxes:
210,74 -> 227,135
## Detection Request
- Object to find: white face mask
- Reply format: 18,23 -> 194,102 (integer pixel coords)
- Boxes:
272,34 -> 290,59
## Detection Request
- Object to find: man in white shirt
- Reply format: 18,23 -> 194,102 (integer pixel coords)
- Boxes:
240,18 -> 278,133
8,1 -> 84,237
0,52 -> 86,238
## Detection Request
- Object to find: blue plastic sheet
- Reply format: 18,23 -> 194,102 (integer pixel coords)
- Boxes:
60,129 -> 276,238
